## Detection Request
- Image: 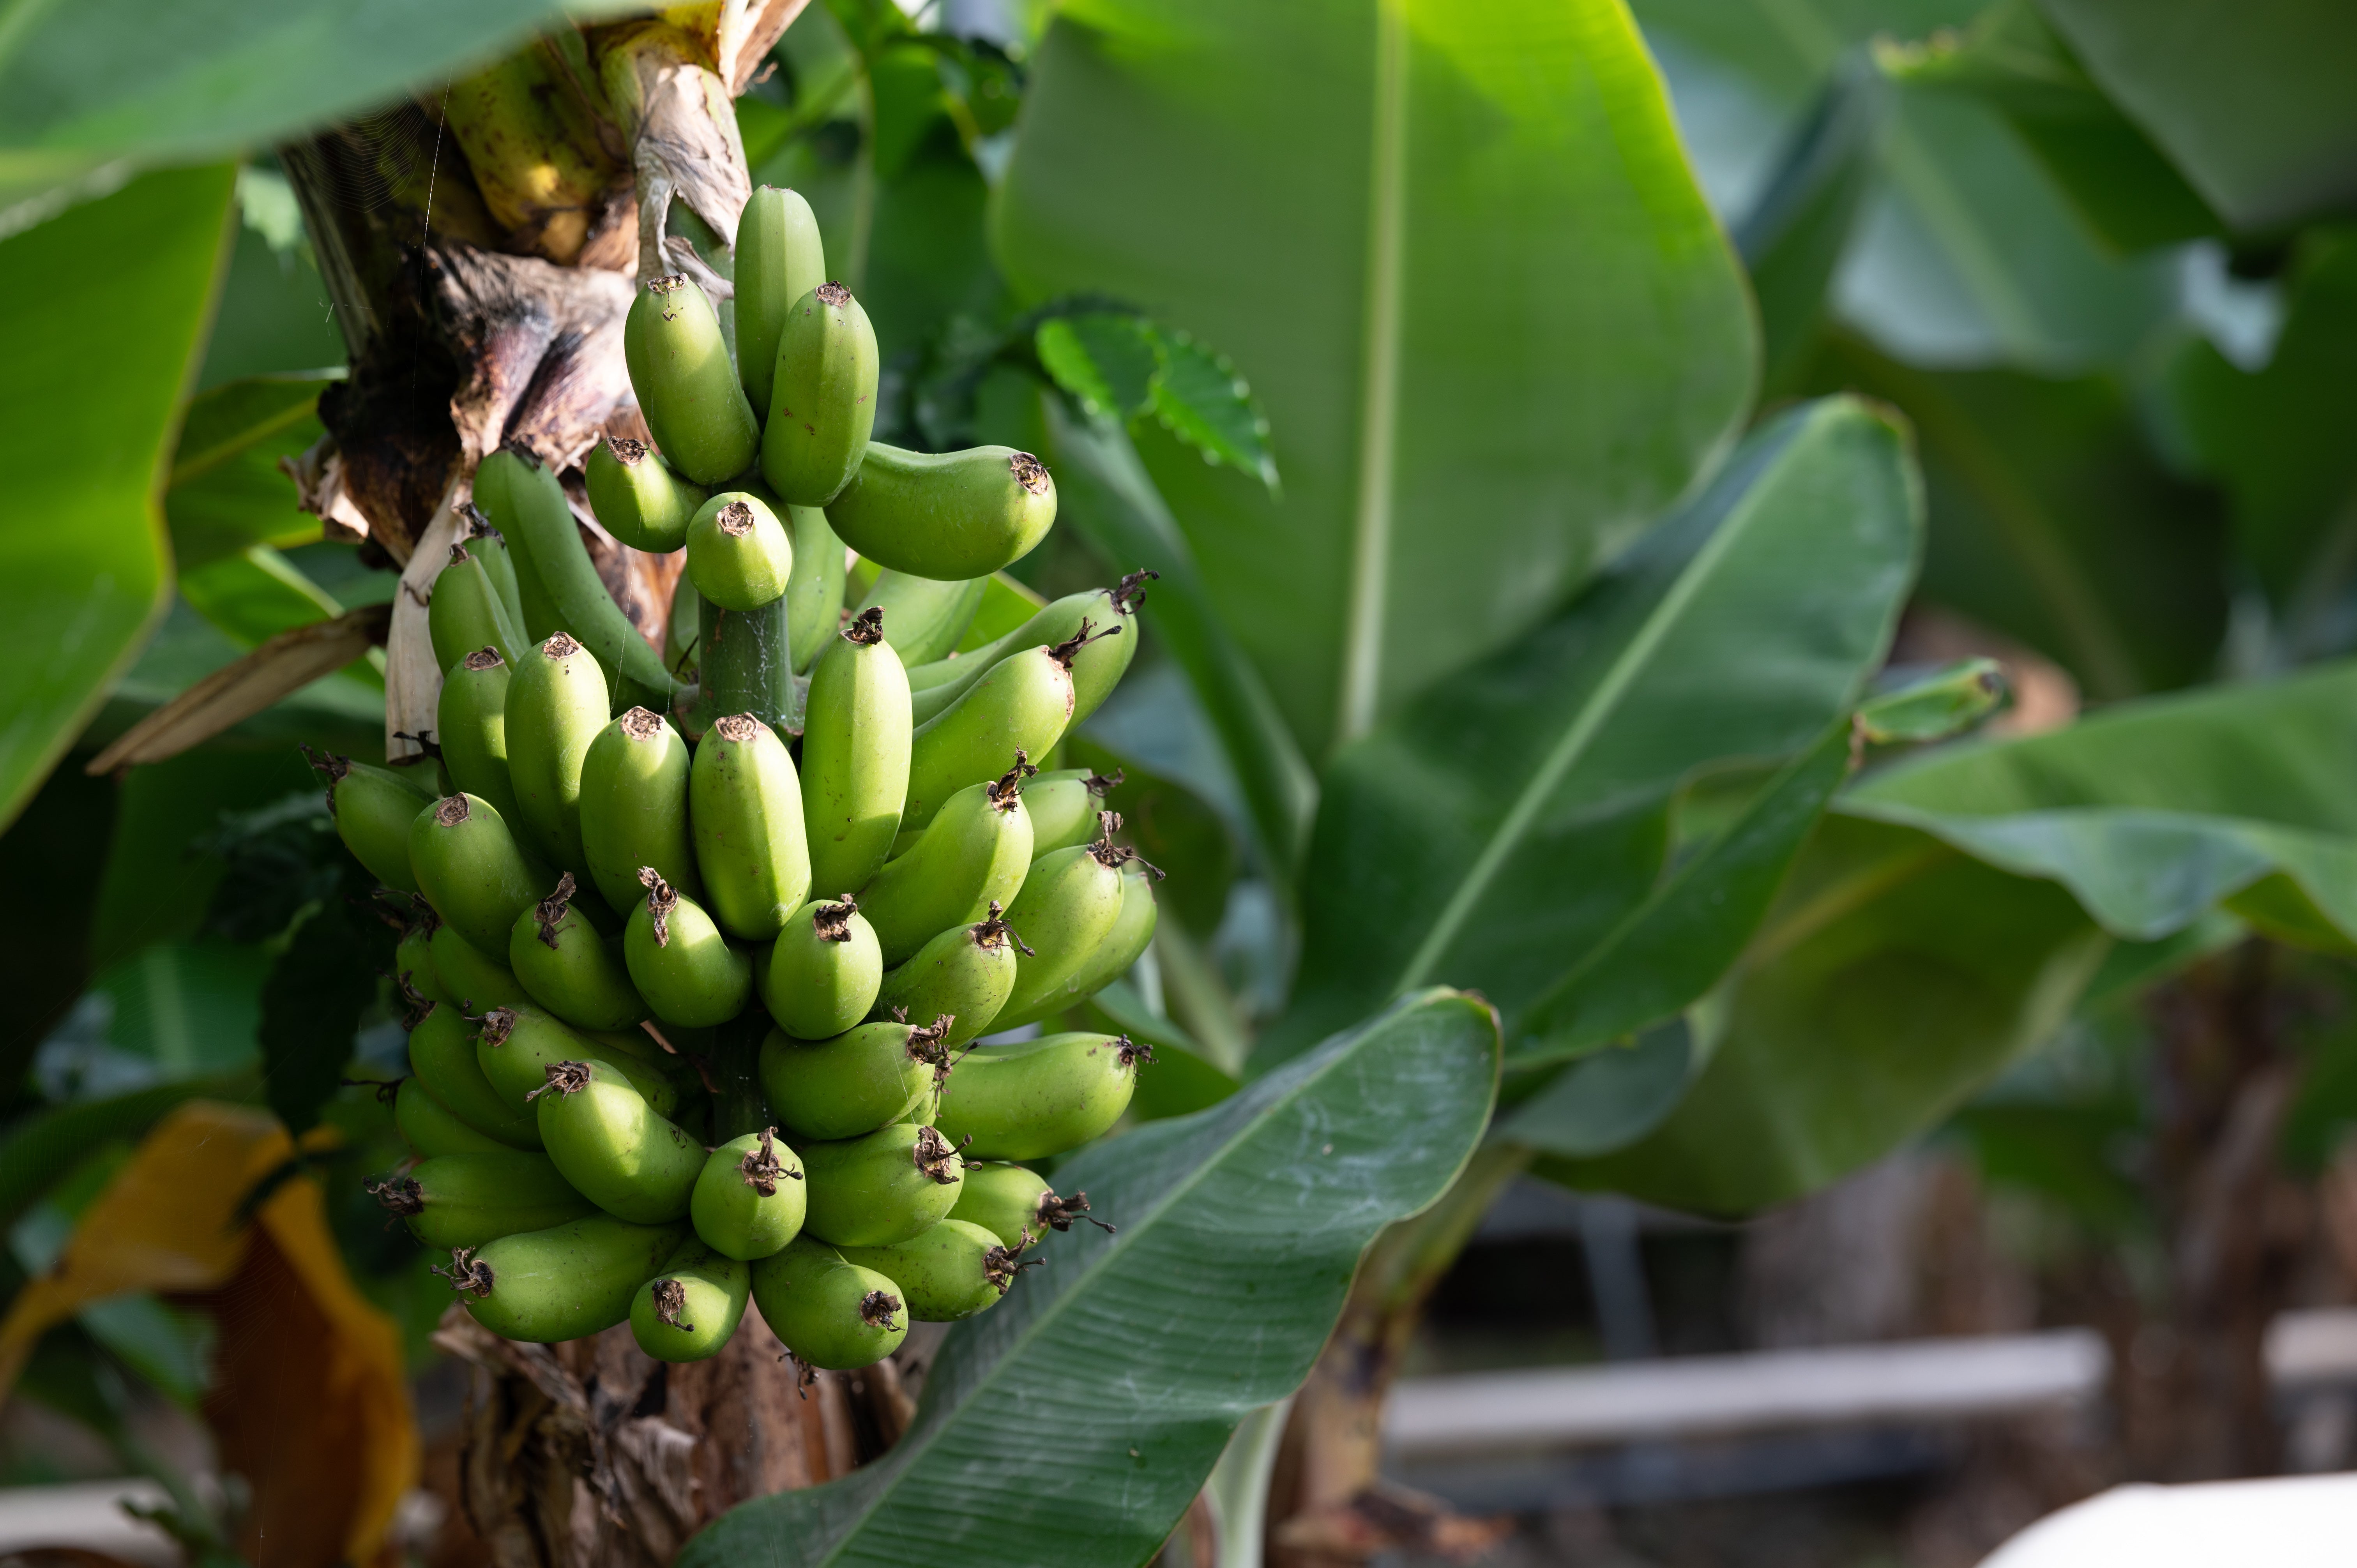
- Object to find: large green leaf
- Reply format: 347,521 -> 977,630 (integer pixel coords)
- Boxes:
166,377 -> 330,574
997,0 -> 1757,762
0,166 -> 236,833
680,988 -> 1499,1568
1264,397 -> 1920,1064
2042,0 -> 2357,233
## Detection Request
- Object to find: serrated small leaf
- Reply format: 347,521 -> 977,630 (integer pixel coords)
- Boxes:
1035,314 -> 1158,422
1147,328 -> 1277,489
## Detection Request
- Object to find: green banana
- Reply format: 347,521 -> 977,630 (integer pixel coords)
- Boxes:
784,506 -> 845,675
854,570 -> 986,667
869,902 -> 1023,1048
690,712 -> 811,941
799,1123 -> 965,1248
395,1077 -> 513,1159
624,869 -> 753,1027
934,1033 -> 1150,1160
759,1016 -> 949,1142
1010,861 -> 1161,1027
854,764 -> 1034,967
429,922 -> 532,1013
428,545 -> 527,673
668,572 -> 701,673
1021,769 -> 1122,860
407,1001 -> 541,1148
625,274 -> 760,486
735,185 -> 827,418
691,1128 -> 807,1261
686,492 -> 795,612
585,436 -> 706,553
902,629 -> 1115,831
579,705 -> 701,915
749,1237 -> 906,1371
534,1058 -> 703,1224
823,443 -> 1057,581
630,1238 -> 750,1362
761,283 -> 878,506
458,504 -> 527,635
505,631 -> 609,878
440,1213 -> 686,1344
436,648 -> 523,828
509,873 -> 647,1031
408,793 -> 552,955
948,1163 -> 1106,1249
474,1004 -> 678,1119
837,1218 -> 1032,1323
395,903 -> 444,1005
991,819 -> 1140,1029
760,897 -> 883,1041
906,573 -> 1152,727
371,1150 -> 593,1250
306,748 -> 432,893
800,607 -> 912,898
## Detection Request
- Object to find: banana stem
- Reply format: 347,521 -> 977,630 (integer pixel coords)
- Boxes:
689,592 -> 800,738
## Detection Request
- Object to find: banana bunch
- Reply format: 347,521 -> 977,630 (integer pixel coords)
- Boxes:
327,185 -> 1170,1369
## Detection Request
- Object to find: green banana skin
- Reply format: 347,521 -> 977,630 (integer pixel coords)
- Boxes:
475,446 -> 675,704
443,1213 -> 686,1344
993,830 -> 1134,1029
854,570 -> 986,667
429,922 -> 531,1013
409,792 -> 553,955
1021,769 -> 1122,860
408,1001 -> 541,1148
437,649 -> 524,828
535,1058 -> 704,1224
631,1238 -> 751,1362
428,546 -> 527,673
799,1123 -> 965,1247
839,1217 -> 1034,1323
624,870 -> 753,1028
800,608 -> 912,898
997,862 -> 1161,1030
760,897 -> 883,1041
505,631 -> 610,878
784,506 -> 845,675
901,643 -> 1086,832
474,1005 -> 679,1119
585,436 -> 706,553
762,283 -> 878,506
373,1150 -> 593,1250
691,713 -> 811,941
759,1018 -> 948,1143
906,574 -> 1152,726
396,919 -> 445,1005
458,505 -> 527,635
691,1128 -> 807,1261
625,274 -> 760,486
750,1237 -> 906,1371
668,573 -> 701,672
855,768 -> 1034,967
579,705 -> 702,915
869,904 -> 1022,1048
396,1077 -> 514,1159
933,1033 -> 1149,1160
509,873 -> 648,1031
307,749 -> 432,893
823,442 -> 1057,581
947,1162 -> 1106,1249
687,491 -> 795,612
736,186 -> 827,418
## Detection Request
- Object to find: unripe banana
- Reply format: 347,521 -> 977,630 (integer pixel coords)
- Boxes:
440,1213 -> 686,1344
837,1218 -> 1032,1323
761,283 -> 878,506
585,437 -> 706,553
760,1017 -> 950,1143
625,274 -> 761,485
505,631 -> 610,878
624,869 -> 753,1027
534,1058 -> 704,1224
370,1151 -> 592,1250
949,1163 -> 1107,1249
991,819 -> 1141,1029
429,922 -> 532,1013
823,443 -> 1057,581
396,1077 -> 512,1159
407,1001 -> 541,1149
1021,769 -> 1122,860
510,873 -> 648,1031
760,897 -> 883,1040
691,1127 -> 807,1262
691,713 -> 811,941
428,545 -> 527,673
736,186 -> 827,417
855,765 -> 1034,967
903,630 -> 1112,831
668,573 -> 701,671
395,907 -> 445,1005
409,793 -> 553,955
784,506 -> 845,675
800,608 -> 912,897
579,706 -> 701,915
306,748 -> 433,892
935,1033 -> 1150,1160
474,1004 -> 678,1119
800,1123 -> 965,1248
750,1237 -> 906,1371
437,648 -> 524,827
1008,861 -> 1161,1028
458,505 -> 527,635
870,903 -> 1024,1048
687,492 -> 795,611
631,1238 -> 750,1362
907,573 -> 1152,727
854,570 -> 986,667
